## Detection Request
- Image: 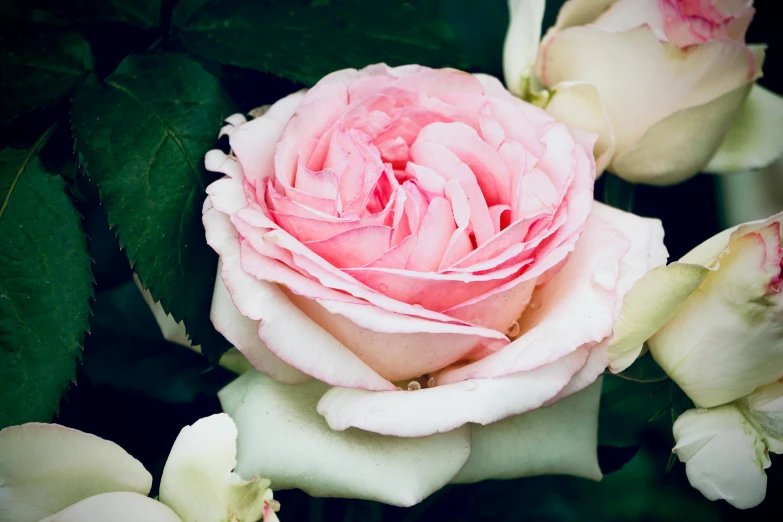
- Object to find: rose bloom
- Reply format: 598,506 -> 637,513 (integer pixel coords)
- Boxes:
504,0 -> 775,185
202,64 -> 666,505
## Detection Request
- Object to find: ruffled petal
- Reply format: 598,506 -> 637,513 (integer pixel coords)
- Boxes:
204,198 -> 395,391
436,205 -> 629,383
317,347 -> 589,437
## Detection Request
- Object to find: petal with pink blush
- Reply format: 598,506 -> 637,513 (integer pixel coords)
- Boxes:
437,210 -> 629,384
228,90 -> 306,185
391,68 -> 486,110
515,168 -> 561,219
410,132 -> 495,245
364,235 -> 417,269
210,270 -> 310,384
264,226 -> 508,328
405,163 -> 447,195
537,124 -> 577,192
287,293 -> 498,382
317,346 -> 590,438
416,122 -> 511,206
206,177 -> 249,216
204,198 -> 394,391
275,94 -> 349,187
407,197 -> 456,272
294,159 -> 339,199
345,262 -> 526,312
306,226 -> 393,269
444,278 -> 537,331
488,205 -> 511,234
446,212 -> 551,271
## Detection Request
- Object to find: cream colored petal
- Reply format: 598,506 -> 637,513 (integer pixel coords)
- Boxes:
452,378 -> 603,484
159,414 -> 273,522
673,406 -> 770,509
219,372 -> 471,508
503,0 -> 546,96
545,81 -> 615,174
706,84 -> 783,174
607,263 -> 709,372
611,84 -> 753,185
0,424 -> 151,522
37,492 -> 181,522
552,0 -> 619,30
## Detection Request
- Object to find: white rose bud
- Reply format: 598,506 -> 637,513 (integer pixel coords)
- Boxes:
673,381 -> 783,509
503,0 -> 783,185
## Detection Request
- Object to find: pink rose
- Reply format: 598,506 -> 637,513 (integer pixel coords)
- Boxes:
660,0 -> 754,47
203,64 -> 666,504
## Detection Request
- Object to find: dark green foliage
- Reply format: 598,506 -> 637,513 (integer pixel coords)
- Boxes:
71,53 -> 234,361
0,20 -> 93,125
172,0 -> 476,86
0,129 -> 93,428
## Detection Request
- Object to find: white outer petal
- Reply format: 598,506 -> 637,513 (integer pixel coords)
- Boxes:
0,424 -> 151,522
673,405 -> 770,509
159,414 -> 271,522
219,371 -> 472,507
317,347 -> 589,437
37,492 -> 182,522
452,377 -> 603,483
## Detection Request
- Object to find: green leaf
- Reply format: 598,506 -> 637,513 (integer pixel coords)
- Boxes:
172,0 -> 475,86
34,0 -> 162,29
0,128 -> 93,429
0,19 -> 93,125
71,53 -> 234,362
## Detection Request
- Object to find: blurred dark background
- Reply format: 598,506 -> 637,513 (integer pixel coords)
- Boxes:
2,0 -> 780,520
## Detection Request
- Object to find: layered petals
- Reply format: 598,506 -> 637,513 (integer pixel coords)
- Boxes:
436,202 -> 665,384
